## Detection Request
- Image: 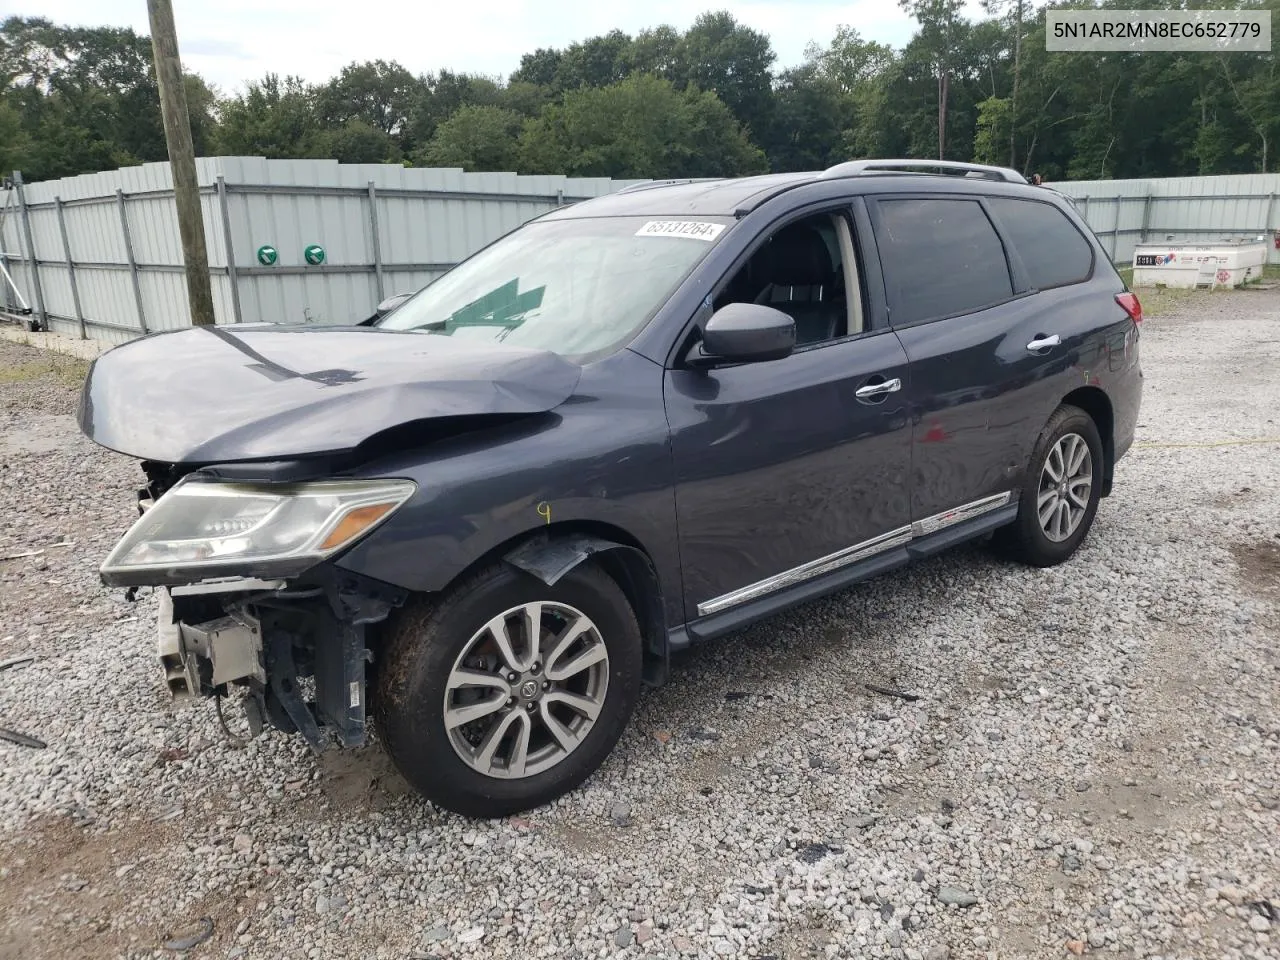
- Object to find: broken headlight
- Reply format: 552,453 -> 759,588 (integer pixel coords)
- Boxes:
101,477 -> 416,585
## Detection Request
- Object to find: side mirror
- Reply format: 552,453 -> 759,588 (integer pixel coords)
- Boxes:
694,302 -> 795,366
376,292 -> 413,315
358,292 -> 414,326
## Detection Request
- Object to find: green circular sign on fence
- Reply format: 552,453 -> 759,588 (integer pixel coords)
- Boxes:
256,244 -> 278,266
303,244 -> 326,266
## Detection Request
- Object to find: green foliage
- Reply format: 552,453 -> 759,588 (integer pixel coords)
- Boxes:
765,65 -> 854,171
405,70 -> 504,147
416,105 -> 523,171
679,12 -> 777,140
216,74 -> 323,158
519,74 -> 766,178
314,60 -> 422,142
972,96 -> 1011,165
3,4 -> 1279,184
321,118 -> 398,164
0,15 -> 216,180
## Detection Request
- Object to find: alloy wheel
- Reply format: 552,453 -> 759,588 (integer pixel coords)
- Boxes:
443,602 -> 610,779
1037,432 -> 1093,543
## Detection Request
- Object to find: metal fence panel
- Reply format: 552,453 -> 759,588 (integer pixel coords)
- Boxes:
3,157 -> 643,341
1055,173 -> 1280,265
12,160 -> 1274,344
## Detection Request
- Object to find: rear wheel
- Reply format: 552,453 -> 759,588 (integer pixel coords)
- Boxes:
999,404 -> 1104,567
374,562 -> 642,817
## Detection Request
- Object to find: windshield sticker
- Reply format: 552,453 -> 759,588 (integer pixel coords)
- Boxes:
635,220 -> 725,242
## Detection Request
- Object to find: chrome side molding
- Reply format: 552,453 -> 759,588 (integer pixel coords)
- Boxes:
910,491 -> 1012,538
696,491 -> 1014,617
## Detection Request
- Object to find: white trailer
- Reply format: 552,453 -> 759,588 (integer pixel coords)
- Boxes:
1131,238 -> 1269,288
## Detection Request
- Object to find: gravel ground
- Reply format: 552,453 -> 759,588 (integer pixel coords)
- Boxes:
1,289 -> 1278,960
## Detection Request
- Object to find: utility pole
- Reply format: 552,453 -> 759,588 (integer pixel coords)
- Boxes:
146,0 -> 216,327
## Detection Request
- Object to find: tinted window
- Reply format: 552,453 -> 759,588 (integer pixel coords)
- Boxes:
987,197 -> 1093,289
874,199 -> 1013,325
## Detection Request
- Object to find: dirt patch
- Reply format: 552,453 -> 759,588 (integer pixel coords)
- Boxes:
0,814 -> 171,959
1230,539 -> 1280,597
316,742 -> 412,812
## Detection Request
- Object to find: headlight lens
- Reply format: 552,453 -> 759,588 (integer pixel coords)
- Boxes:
102,477 -> 416,579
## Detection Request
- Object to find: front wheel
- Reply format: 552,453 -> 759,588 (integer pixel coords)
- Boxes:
374,562 -> 642,818
999,404 -> 1104,567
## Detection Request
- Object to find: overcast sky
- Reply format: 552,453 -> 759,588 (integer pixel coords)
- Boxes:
32,0 -> 983,95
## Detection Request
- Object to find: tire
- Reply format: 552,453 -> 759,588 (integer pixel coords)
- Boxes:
373,561 -> 642,818
999,404 -> 1104,568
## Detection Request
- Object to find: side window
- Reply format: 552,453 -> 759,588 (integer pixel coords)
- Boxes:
873,198 -> 1013,326
987,197 -> 1093,289
712,211 -> 865,347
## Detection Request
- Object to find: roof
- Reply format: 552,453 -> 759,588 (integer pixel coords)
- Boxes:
544,160 -> 1042,220
542,173 -> 816,219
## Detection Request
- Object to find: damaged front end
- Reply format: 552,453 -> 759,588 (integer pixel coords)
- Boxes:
121,462 -> 412,752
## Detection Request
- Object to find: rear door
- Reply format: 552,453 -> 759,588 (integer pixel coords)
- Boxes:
864,193 -> 1092,524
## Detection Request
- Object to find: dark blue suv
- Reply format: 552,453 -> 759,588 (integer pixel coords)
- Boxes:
80,159 -> 1144,816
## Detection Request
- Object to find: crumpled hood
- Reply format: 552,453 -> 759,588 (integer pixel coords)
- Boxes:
77,324 -> 582,464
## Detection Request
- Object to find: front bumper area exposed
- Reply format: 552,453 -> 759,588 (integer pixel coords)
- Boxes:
155,569 -> 407,751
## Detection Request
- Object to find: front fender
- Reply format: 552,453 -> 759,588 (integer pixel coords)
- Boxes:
504,533 -> 668,686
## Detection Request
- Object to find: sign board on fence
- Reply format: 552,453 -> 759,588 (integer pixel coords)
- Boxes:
256,245 -> 278,266
303,244 -> 325,266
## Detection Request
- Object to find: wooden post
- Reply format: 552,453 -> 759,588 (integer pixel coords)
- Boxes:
146,0 -> 216,327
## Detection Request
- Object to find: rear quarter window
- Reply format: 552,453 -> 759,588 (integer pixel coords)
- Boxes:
872,198 -> 1014,326
986,197 -> 1094,289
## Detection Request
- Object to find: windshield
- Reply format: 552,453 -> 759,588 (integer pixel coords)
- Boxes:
377,215 -> 733,359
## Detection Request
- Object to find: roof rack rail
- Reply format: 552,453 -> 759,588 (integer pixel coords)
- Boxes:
820,159 -> 1027,184
615,178 -> 723,195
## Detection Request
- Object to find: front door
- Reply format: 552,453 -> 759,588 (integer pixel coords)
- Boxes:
663,210 -> 914,622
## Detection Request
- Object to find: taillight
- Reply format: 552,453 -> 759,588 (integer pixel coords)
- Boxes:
1115,292 -> 1143,324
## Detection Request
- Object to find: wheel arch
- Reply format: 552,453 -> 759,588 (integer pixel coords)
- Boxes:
440,521 -> 670,688
1061,386 -> 1115,497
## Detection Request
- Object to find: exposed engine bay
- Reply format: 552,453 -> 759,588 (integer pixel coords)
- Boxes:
138,461 -> 408,752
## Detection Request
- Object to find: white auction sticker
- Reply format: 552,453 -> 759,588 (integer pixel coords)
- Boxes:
635,220 -> 726,242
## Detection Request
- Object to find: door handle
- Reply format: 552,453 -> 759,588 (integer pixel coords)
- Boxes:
855,377 -> 902,400
1026,334 -> 1061,353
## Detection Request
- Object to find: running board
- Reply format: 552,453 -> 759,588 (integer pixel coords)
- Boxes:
683,498 -> 1018,644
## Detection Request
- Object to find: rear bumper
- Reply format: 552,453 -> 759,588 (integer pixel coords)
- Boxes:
155,569 -> 407,751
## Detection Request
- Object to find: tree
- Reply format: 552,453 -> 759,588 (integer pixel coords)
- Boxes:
898,0 -> 966,158
766,65 -> 854,171
0,99 -> 30,172
553,29 -> 632,90
1220,50 -> 1279,171
519,74 -> 765,178
315,59 -> 422,150
624,26 -> 684,82
416,104 -> 523,171
804,25 -> 895,92
0,16 -> 219,179
509,48 -> 562,88
216,74 -> 324,158
803,26 -> 897,162
498,80 -> 551,118
405,69 -> 503,146
982,0 -> 1028,167
322,119 -> 397,164
679,11 -> 776,140
972,95 -> 1011,164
